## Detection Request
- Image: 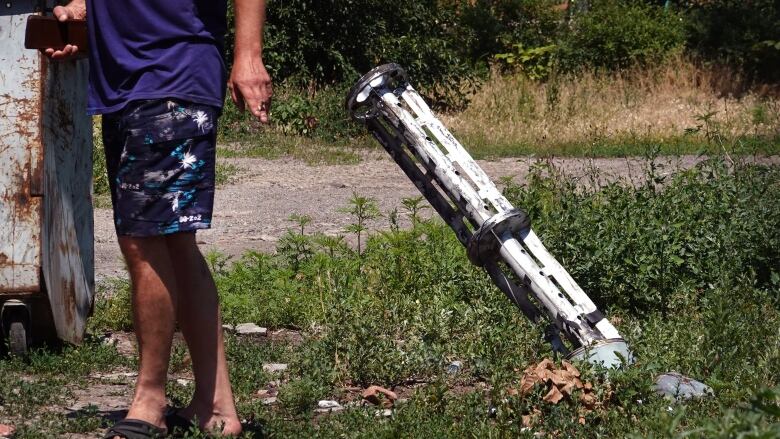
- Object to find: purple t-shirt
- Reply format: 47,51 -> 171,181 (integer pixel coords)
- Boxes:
86,0 -> 228,115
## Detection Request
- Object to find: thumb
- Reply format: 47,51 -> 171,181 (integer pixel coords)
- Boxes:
53,5 -> 71,21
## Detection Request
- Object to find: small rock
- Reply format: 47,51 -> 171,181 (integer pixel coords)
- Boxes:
314,400 -> 344,413
176,378 -> 192,386
654,372 -> 714,400
263,363 -> 288,373
101,332 -> 136,357
374,408 -> 393,417
0,423 -> 15,438
235,323 -> 268,336
446,361 -> 463,374
222,324 -> 235,332
262,397 -> 278,405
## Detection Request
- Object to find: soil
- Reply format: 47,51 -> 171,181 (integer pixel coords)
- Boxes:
94,152 -> 721,280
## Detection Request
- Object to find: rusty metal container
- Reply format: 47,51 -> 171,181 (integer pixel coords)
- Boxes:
0,1 -> 94,354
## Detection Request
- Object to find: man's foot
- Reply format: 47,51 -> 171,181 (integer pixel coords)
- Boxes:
105,395 -> 168,439
173,401 -> 242,436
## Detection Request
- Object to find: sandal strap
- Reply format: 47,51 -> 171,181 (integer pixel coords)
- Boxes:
103,418 -> 167,439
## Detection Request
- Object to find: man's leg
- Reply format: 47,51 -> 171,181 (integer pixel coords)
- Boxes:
118,235 -> 179,431
167,232 -> 242,435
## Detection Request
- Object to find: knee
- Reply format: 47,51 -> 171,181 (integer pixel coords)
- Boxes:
118,235 -> 168,266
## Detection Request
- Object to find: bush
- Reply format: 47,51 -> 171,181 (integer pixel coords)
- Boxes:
683,0 -> 780,82
455,0 -> 564,65
503,159 -> 780,314
557,0 -> 686,70
225,0 -> 476,109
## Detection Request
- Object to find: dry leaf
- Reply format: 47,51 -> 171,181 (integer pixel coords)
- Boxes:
580,392 -> 597,409
362,385 -> 398,407
544,385 -> 565,404
560,382 -> 577,396
0,424 -> 15,437
562,361 -> 581,378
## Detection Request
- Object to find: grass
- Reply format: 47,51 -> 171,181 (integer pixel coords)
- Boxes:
217,133 -> 363,166
443,58 -> 780,158
5,155 -> 778,437
213,58 -> 779,161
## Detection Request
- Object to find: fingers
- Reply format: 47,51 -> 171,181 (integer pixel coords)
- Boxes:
43,44 -> 79,60
245,91 -> 271,124
52,5 -> 71,21
229,80 -> 272,124
229,83 -> 245,112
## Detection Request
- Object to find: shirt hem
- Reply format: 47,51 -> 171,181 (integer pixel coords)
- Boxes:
88,92 -> 224,115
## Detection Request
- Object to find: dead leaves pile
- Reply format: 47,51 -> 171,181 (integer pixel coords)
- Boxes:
508,359 -> 608,427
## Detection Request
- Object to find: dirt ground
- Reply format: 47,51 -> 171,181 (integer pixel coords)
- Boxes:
94,152 -> 743,280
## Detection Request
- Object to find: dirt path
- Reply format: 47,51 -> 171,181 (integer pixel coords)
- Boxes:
92,152 -> 720,279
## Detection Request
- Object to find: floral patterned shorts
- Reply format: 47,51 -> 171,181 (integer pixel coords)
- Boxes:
102,99 -> 219,237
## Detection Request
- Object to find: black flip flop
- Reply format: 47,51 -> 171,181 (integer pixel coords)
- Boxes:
103,418 -> 167,439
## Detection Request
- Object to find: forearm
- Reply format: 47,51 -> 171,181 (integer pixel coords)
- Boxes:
232,0 -> 266,59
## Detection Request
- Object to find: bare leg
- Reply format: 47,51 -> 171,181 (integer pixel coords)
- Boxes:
117,236 -> 178,432
166,232 -> 241,435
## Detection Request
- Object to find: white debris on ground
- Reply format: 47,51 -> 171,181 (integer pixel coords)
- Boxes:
654,372 -> 714,400
262,363 -> 288,373
316,400 -> 344,413
234,323 -> 268,336
446,361 -> 463,374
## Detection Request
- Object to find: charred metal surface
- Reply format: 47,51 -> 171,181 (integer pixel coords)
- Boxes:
0,0 -> 43,294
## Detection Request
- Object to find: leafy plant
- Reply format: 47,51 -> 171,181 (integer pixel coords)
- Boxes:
557,0 -> 686,70
340,193 -> 381,255
494,44 -> 558,80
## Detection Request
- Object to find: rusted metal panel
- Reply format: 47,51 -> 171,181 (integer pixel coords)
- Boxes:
1,2 -> 93,344
41,58 -> 94,345
0,1 -> 43,294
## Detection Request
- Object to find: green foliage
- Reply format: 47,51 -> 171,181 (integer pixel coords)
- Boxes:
226,0 -> 476,109
454,0 -> 563,65
89,279 -> 134,332
684,385 -> 780,437
557,0 -> 686,70
278,378 -> 326,415
340,192 -> 381,255
494,44 -> 558,80
504,159 -> 780,314
21,153 -> 780,436
218,83 -> 364,141
683,0 -> 780,82
92,118 -> 110,196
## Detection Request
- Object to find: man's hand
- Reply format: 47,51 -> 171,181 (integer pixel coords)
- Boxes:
43,0 -> 87,60
228,56 -> 273,124
229,0 -> 272,123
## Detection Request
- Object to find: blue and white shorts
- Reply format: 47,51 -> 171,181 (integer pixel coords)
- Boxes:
102,99 -> 219,237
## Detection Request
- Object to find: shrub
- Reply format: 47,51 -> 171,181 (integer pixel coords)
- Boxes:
454,0 -> 564,65
225,0 -> 475,109
683,0 -> 780,82
557,0 -> 686,70
503,158 -> 780,314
